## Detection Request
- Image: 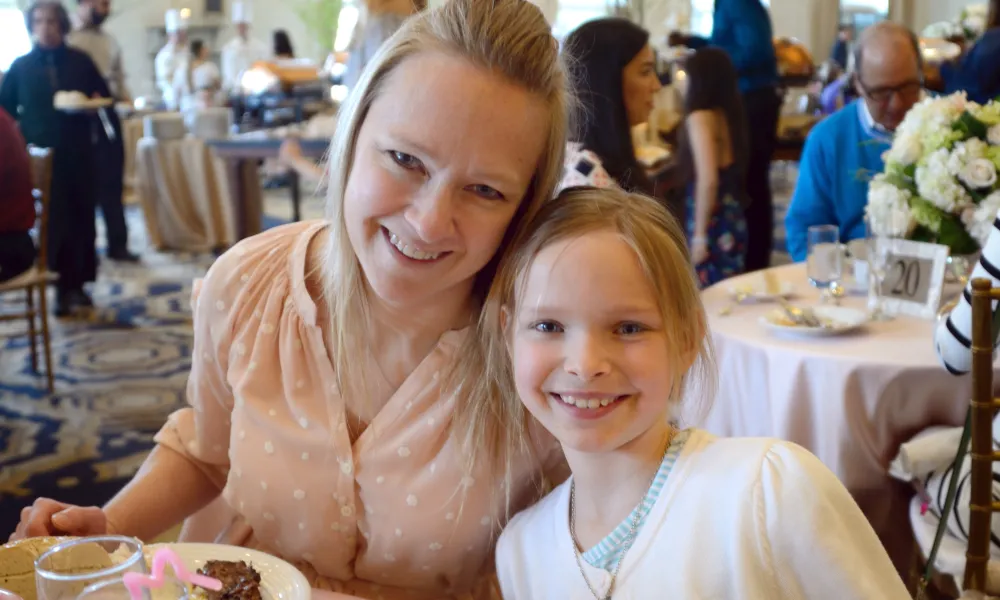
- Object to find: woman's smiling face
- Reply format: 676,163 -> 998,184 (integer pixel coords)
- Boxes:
343,50 -> 549,308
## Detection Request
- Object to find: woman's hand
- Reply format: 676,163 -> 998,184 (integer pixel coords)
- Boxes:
10,499 -> 109,541
691,237 -> 709,265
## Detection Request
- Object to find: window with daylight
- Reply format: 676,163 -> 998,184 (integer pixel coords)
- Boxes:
552,0 -> 608,41
0,6 -> 30,72
691,0 -> 770,37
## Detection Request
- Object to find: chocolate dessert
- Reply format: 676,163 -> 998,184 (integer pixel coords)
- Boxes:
197,560 -> 263,600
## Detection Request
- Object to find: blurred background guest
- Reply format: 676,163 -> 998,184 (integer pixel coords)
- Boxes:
0,106 -> 36,285
273,29 -> 294,59
0,0 -> 110,316
830,23 -> 855,70
940,0 -> 1000,104
174,39 -> 221,121
220,1 -> 268,96
784,23 -> 922,262
344,0 -> 425,89
559,19 -> 670,213
679,47 -> 749,287
68,0 -> 138,263
710,0 -> 780,273
154,9 -> 187,111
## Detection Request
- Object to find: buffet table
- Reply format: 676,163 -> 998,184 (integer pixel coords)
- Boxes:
207,137 -> 330,240
698,263 -> 983,571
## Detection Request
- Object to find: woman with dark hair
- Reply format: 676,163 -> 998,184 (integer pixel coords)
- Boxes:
273,29 -> 294,59
0,0 -> 110,316
559,18 -> 661,196
940,0 -> 1000,104
174,38 -> 221,120
679,47 -> 749,286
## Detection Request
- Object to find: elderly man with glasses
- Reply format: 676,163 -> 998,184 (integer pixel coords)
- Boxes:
784,22 -> 923,262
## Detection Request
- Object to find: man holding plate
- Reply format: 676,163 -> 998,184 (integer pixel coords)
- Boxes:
0,0 -> 111,316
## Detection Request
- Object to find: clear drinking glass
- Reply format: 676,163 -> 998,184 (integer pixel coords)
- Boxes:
75,577 -> 188,600
864,216 -> 893,322
806,224 -> 843,301
35,537 -> 147,600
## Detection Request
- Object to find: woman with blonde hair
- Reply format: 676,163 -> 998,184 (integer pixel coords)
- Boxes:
11,0 -> 571,598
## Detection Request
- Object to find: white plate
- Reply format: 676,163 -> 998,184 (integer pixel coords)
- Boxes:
56,98 -> 113,112
759,305 -> 868,338
920,38 -> 961,64
727,280 -> 795,302
147,543 -> 310,600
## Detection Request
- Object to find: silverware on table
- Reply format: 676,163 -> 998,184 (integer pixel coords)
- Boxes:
779,300 -> 823,328
719,287 -> 750,316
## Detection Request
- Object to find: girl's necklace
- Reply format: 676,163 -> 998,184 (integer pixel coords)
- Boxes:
569,429 -> 675,600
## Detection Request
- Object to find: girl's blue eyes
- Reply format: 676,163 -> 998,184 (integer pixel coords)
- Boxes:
531,322 -> 648,335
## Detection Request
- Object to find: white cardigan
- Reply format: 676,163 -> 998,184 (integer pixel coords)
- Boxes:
496,429 -> 909,599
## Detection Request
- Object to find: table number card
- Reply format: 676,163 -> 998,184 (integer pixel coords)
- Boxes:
878,239 -> 950,319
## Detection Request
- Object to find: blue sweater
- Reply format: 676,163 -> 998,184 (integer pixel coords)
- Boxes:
711,0 -> 778,93
942,29 -> 1000,105
784,101 -> 891,262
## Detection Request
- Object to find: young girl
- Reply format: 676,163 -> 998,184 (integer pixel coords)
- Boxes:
678,47 -> 749,287
489,187 -> 909,598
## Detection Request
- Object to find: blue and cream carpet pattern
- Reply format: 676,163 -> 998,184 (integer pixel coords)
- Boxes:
0,168 -> 795,536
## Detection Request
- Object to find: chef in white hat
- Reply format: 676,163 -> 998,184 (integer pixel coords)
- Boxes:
220,1 -> 268,95
154,8 -> 188,110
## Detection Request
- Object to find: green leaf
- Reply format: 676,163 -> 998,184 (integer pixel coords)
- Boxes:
952,110 -> 989,141
938,215 -> 982,254
292,0 -> 343,56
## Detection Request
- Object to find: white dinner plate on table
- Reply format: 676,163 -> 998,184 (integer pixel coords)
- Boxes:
728,280 -> 795,302
759,305 -> 868,338
920,38 -> 961,64
147,543 -> 311,600
56,98 -> 113,112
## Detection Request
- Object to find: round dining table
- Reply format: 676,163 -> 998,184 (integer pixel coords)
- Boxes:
698,262 -> 973,572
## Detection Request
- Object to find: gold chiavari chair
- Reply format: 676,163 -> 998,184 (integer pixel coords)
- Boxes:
965,277 -> 1000,593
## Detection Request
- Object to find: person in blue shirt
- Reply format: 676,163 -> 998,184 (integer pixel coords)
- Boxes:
711,0 -> 780,273
829,24 -> 854,70
941,0 -> 1000,104
784,22 -> 923,262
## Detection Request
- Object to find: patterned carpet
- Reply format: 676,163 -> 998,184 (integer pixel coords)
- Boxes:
0,169 -> 794,537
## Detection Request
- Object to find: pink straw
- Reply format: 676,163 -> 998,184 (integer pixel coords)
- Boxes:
122,548 -> 223,600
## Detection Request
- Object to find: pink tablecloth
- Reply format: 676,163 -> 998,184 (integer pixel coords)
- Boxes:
699,263 -> 973,571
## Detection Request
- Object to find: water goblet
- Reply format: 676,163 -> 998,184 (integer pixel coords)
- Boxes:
806,224 -> 843,302
35,536 -> 147,600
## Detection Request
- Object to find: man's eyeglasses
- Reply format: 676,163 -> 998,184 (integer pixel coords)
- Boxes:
857,77 -> 923,106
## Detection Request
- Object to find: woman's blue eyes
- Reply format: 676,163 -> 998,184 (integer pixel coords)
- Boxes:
390,151 -> 421,169
387,151 -> 504,200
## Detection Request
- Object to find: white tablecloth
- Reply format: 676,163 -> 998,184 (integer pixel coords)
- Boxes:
135,137 -> 236,251
699,263 -> 974,570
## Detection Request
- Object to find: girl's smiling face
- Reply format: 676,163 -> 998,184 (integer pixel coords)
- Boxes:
508,229 -> 676,453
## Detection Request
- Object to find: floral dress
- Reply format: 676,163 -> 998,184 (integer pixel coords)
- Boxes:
686,164 -> 749,287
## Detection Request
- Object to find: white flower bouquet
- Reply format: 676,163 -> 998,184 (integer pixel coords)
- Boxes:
866,92 -> 1000,254
921,4 -> 988,41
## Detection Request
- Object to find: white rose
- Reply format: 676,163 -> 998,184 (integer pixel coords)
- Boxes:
889,135 -> 922,166
960,158 -> 998,189
988,124 -> 1000,146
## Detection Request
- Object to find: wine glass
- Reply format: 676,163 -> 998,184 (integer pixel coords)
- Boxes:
864,215 -> 894,322
806,224 -> 843,302
35,537 -> 147,600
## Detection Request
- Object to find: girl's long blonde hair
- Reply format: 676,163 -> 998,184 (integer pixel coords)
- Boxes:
322,0 -> 572,511
472,187 -> 717,491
